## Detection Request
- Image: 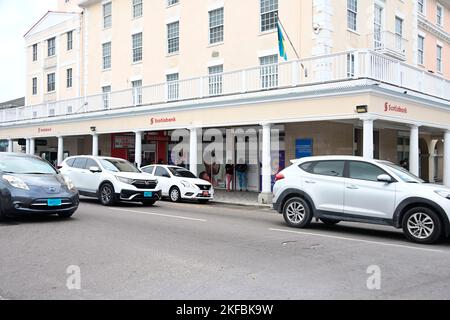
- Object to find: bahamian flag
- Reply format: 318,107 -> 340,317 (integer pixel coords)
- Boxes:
277,21 -> 288,61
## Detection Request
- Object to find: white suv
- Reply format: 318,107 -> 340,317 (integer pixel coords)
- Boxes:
59,156 -> 161,206
273,156 -> 450,244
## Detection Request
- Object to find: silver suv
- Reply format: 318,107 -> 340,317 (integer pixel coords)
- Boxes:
273,156 -> 450,244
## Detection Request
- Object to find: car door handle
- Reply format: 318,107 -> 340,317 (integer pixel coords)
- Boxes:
346,185 -> 359,190
305,180 -> 316,184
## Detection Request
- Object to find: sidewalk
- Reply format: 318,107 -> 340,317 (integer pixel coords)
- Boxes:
212,189 -> 271,207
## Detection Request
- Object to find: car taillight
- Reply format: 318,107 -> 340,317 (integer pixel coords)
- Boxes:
275,173 -> 285,181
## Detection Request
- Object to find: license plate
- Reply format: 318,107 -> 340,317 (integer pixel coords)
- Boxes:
47,199 -> 62,207
202,191 -> 210,197
144,192 -> 153,198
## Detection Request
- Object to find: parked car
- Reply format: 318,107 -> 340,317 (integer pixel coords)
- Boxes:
0,153 -> 79,219
141,165 -> 213,203
59,156 -> 161,206
273,156 -> 450,244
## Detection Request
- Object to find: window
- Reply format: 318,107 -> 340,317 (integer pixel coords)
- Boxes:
66,68 -> 73,88
142,166 -> 155,174
437,4 -> 443,26
418,0 -> 424,14
167,21 -> 179,54
102,86 -> 111,109
260,55 -> 278,89
347,0 -> 357,31
208,65 -> 223,96
437,45 -> 443,73
67,31 -> 73,50
260,0 -> 278,32
84,159 -> 99,170
418,35 -> 424,65
395,17 -> 403,51
103,2 -> 112,28
47,73 -> 55,92
66,158 -> 76,167
47,37 -> 56,57
167,73 -> 179,101
132,80 -> 142,105
32,77 -> 37,95
132,33 -> 143,63
311,161 -> 345,177
209,8 -> 224,44
132,0 -> 143,18
103,42 -> 111,69
299,162 -> 314,173
348,161 -> 386,182
155,166 -> 170,177
73,157 -> 88,169
373,4 -> 383,49
167,0 -> 179,6
347,53 -> 355,77
32,44 -> 38,61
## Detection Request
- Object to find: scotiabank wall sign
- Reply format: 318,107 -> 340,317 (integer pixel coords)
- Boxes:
150,117 -> 176,125
38,128 -> 52,133
384,102 -> 408,114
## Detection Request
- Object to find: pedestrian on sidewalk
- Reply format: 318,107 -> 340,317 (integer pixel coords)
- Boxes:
225,160 -> 234,192
235,159 -> 248,192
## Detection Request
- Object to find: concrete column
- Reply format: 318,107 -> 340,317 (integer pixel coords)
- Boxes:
189,127 -> 198,176
92,134 -> 99,156
409,125 -> 420,176
7,139 -> 13,153
57,136 -> 64,165
363,119 -> 374,159
29,138 -> 35,156
25,139 -> 30,154
444,131 -> 450,187
135,131 -> 142,168
258,123 -> 272,204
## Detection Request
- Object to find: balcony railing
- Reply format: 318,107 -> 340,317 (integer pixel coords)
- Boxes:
368,31 -> 408,60
1,50 -> 449,124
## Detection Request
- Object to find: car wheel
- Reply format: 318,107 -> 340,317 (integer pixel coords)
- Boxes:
169,187 -> 181,202
99,183 -> 116,206
58,211 -> 74,218
282,197 -> 313,228
198,199 -> 210,204
320,218 -> 340,226
402,207 -> 443,244
142,200 -> 156,206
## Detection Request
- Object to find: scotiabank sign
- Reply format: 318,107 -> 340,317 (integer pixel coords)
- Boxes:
38,128 -> 52,133
384,102 -> 408,114
150,117 -> 176,125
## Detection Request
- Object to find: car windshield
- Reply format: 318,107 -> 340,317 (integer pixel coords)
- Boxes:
381,162 -> 424,183
100,159 -> 140,173
0,156 -> 57,174
168,167 -> 197,178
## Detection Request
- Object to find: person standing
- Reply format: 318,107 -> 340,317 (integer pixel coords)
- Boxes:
235,159 -> 248,192
225,160 -> 234,192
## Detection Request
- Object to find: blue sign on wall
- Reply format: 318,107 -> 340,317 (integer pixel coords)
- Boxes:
295,139 -> 313,159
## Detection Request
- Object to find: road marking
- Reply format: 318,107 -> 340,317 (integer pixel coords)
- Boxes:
109,207 -> 207,222
269,228 -> 444,253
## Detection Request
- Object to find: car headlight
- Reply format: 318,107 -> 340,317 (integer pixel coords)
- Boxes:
180,180 -> 193,188
435,190 -> 450,199
116,176 -> 134,185
3,175 -> 29,190
63,176 -> 75,191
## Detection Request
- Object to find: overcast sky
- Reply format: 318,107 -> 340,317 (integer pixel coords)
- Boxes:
0,0 -> 57,103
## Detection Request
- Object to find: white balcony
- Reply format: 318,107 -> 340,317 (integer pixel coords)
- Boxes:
368,31 -> 408,60
1,50 -> 449,124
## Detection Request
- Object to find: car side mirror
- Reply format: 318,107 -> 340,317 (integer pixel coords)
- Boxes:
377,174 -> 392,183
89,166 -> 102,173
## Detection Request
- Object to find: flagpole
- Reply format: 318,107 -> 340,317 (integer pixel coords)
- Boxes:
277,15 -> 307,77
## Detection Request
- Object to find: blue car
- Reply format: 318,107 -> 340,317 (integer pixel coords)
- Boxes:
0,153 -> 79,219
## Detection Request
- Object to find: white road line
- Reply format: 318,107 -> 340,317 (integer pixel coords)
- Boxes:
109,207 -> 207,222
269,228 -> 444,253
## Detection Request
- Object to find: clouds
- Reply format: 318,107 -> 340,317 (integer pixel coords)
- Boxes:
0,0 -> 57,102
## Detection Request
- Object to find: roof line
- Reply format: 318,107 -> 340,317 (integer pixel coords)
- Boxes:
24,11 -> 81,38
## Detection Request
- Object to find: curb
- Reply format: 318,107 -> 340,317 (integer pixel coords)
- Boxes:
211,200 -> 272,209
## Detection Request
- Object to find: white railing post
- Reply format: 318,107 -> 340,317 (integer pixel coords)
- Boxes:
241,70 -> 247,93
199,76 -> 204,98
397,61 -> 402,86
291,60 -> 300,86
365,51 -> 372,79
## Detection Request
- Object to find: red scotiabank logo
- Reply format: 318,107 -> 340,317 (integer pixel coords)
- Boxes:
150,117 -> 176,125
384,102 -> 407,114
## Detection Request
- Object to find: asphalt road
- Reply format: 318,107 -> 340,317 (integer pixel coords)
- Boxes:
1,198 -> 450,300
